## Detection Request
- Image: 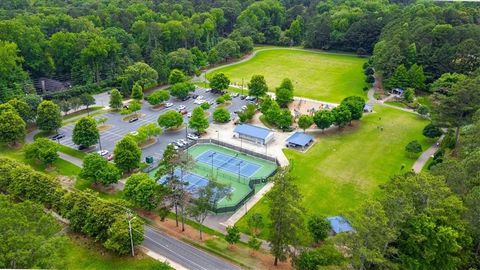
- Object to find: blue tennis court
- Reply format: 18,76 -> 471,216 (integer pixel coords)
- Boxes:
196,150 -> 261,177
158,168 -> 209,192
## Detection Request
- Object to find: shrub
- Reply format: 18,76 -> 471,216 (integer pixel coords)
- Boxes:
213,108 -> 230,123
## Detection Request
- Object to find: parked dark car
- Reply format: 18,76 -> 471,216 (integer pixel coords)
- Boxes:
129,117 -> 139,123
191,94 -> 199,99
50,133 -> 65,140
179,109 -> 188,115
240,95 -> 246,100
77,145 -> 88,150
181,95 -> 191,101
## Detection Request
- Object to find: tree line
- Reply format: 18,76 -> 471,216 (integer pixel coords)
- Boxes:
0,157 -> 144,260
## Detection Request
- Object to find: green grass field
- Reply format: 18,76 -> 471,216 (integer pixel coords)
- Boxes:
208,48 -> 367,102
236,106 -> 430,238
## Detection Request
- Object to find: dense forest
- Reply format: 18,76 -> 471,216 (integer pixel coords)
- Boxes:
1,0 -> 479,102
1,0 -> 480,269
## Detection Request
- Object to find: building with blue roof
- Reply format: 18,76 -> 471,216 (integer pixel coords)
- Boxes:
327,216 -> 354,235
233,124 -> 274,145
286,132 -> 314,150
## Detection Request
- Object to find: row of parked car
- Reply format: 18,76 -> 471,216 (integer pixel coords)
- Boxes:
169,133 -> 200,150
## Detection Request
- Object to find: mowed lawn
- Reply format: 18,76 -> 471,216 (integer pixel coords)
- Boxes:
208,48 -> 367,103
236,106 -> 430,238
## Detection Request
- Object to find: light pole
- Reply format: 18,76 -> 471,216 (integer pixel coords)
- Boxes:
127,211 -> 136,257
237,161 -> 243,181
211,152 -> 216,175
98,134 -> 102,151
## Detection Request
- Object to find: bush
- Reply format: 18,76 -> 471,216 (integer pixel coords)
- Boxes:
308,215 -> 331,244
442,129 -> 456,149
223,93 -> 232,101
422,123 -> 443,138
216,96 -> 225,104
405,140 -> 422,157
213,108 -> 230,123
293,244 -> 344,270
24,138 -> 59,166
200,102 -> 210,110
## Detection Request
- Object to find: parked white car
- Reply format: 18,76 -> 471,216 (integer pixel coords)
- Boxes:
177,105 -> 186,110
194,99 -> 206,104
187,133 -> 199,140
97,150 -> 109,156
165,102 -> 173,107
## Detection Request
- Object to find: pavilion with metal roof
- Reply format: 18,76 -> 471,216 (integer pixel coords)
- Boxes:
233,124 -> 274,145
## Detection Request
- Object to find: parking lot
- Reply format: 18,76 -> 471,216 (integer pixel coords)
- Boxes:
56,87 -> 250,162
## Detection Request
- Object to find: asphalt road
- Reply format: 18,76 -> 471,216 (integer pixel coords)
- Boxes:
56,87 -> 249,162
143,226 -> 241,270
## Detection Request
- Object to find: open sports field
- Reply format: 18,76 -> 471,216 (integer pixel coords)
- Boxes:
236,106 -> 430,238
208,48 -> 367,103
152,143 -> 277,209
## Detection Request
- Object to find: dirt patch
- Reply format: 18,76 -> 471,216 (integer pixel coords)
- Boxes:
289,99 -> 336,116
217,101 -> 232,108
98,124 -> 113,132
122,113 -> 146,122
57,175 -> 75,190
151,104 -> 166,111
165,124 -> 186,133
139,138 -> 157,149
92,182 -> 117,194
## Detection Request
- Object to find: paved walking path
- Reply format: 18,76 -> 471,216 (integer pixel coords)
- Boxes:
412,136 -> 444,173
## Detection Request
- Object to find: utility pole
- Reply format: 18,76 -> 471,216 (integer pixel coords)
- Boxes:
127,211 -> 135,257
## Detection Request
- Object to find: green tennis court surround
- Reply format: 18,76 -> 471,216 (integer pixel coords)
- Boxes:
150,143 -> 277,213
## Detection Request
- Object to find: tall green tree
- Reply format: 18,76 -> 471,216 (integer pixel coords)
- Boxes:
120,62 -> 158,90
131,83 -> 144,101
313,110 -> 334,131
79,93 -> 95,112
341,96 -> 365,121
332,105 -> 352,128
158,110 -> 183,129
431,74 -> 480,147
268,168 -> 304,265
248,75 -> 268,97
24,138 -> 59,166
188,181 -> 231,240
109,89 -> 123,110
298,114 -> 314,132
0,109 -> 26,146
113,137 -> 141,172
80,153 -> 121,186
72,117 -> 99,148
8,98 -> 34,123
189,107 -> 209,133
104,213 -> 144,256
124,173 -> 167,210
308,215 -> 331,244
408,64 -> 426,90
170,82 -> 194,99
210,73 -> 230,91
0,41 -> 29,103
0,195 -> 67,269
146,90 -> 169,106
36,100 -> 62,133
168,69 -> 186,85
